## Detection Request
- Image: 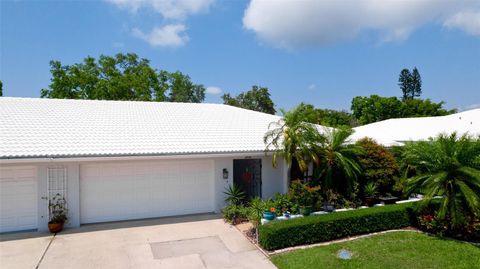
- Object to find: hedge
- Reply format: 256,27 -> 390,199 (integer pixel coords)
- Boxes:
258,202 -> 418,251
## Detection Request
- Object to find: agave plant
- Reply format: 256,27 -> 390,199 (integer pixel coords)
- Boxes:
223,184 -> 246,206
403,133 -> 480,228
264,104 -> 325,173
364,182 -> 378,198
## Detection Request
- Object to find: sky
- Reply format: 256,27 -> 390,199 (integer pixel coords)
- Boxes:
1,0 -> 479,112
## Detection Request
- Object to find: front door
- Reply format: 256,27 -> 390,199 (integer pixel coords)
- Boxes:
233,159 -> 262,199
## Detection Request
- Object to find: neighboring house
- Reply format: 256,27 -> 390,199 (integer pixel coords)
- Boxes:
0,97 -> 289,233
351,109 -> 480,146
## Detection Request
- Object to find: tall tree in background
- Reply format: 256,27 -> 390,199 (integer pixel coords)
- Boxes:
222,85 -> 276,114
411,67 -> 422,98
398,67 -> 422,100
40,53 -> 205,103
398,68 -> 413,100
0,80 -> 3,96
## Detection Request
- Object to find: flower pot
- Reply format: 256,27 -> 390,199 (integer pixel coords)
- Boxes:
263,211 -> 275,221
48,222 -> 64,233
365,197 -> 377,207
299,207 -> 312,216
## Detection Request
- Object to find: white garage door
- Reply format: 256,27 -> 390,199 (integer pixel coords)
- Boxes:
80,159 -> 215,224
0,167 -> 37,233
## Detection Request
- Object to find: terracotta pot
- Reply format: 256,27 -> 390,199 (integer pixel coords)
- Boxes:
48,222 -> 64,233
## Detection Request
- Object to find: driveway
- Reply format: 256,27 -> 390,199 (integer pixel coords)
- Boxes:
0,214 -> 276,269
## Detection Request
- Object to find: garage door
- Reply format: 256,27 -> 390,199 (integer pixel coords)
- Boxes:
80,159 -> 215,224
0,167 -> 37,233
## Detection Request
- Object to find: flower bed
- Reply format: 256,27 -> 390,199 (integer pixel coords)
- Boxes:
258,202 -> 418,251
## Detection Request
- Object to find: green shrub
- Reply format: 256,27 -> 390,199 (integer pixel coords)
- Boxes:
258,202 -> 418,251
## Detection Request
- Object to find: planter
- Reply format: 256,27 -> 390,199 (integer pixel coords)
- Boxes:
379,196 -> 399,205
299,207 -> 312,216
364,197 -> 377,207
324,203 -> 335,212
263,211 -> 275,221
48,222 -> 64,233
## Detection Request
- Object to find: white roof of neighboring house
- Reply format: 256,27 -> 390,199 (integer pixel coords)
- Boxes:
351,109 -> 480,146
0,97 -> 284,159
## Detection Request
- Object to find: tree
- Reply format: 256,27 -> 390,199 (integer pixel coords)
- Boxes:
402,133 -> 480,228
401,98 -> 456,117
351,95 -> 403,125
287,103 -> 357,127
222,86 -> 276,114
351,95 -> 456,125
166,71 -> 205,103
411,67 -> 422,98
356,138 -> 400,195
314,127 -> 363,197
399,68 -> 412,100
0,80 -> 3,96
315,108 -> 358,127
399,67 -> 422,100
40,53 -> 205,103
264,104 -> 324,172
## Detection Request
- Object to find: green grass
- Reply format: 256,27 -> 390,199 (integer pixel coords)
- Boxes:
271,231 -> 480,269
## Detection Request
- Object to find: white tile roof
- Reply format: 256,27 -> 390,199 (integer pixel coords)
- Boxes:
0,97 -> 283,159
351,109 -> 480,146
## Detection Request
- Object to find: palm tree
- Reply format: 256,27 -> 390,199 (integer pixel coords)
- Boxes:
264,104 -> 324,173
314,127 -> 362,196
403,133 -> 480,228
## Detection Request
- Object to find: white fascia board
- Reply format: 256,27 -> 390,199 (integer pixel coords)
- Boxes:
0,151 -> 273,164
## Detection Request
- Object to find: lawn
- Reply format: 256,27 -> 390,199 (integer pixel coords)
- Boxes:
271,231 -> 480,269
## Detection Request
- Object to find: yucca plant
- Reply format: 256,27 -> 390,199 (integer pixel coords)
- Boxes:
403,133 -> 480,228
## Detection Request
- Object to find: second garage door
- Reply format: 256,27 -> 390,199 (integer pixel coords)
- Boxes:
80,159 -> 215,224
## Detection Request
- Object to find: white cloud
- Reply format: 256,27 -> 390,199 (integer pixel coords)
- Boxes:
444,11 -> 480,36
132,24 -> 189,48
243,0 -> 480,49
206,86 -> 222,95
106,0 -> 214,47
308,84 -> 316,90
106,0 -> 214,20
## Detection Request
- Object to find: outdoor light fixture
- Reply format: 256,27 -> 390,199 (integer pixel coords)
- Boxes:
222,168 -> 229,179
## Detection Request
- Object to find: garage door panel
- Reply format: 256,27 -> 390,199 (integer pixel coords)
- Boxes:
0,167 -> 37,233
80,160 -> 214,224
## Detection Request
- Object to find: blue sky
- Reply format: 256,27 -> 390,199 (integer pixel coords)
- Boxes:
1,0 -> 479,111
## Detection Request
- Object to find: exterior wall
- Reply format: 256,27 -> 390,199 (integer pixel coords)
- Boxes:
0,154 -> 288,232
213,155 -> 288,211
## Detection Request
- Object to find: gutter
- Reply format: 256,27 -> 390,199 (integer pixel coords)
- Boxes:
0,151 -> 273,164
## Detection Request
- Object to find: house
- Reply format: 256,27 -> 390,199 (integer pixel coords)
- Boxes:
0,97 -> 289,233
351,109 -> 480,146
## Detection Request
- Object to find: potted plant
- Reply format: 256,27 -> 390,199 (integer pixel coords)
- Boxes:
48,193 -> 68,233
363,182 -> 378,207
263,207 -> 276,221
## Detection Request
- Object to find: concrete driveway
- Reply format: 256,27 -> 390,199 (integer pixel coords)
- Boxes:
0,214 -> 276,269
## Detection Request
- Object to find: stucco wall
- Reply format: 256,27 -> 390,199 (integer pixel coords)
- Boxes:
0,154 -> 288,232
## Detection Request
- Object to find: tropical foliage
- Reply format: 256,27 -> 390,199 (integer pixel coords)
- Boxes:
402,133 -> 480,228
313,127 -> 362,197
264,104 -> 324,172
